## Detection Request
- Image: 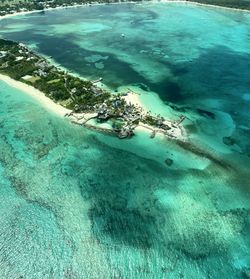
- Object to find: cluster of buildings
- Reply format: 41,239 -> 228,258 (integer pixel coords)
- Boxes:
93,94 -> 177,138
0,0 -> 103,17
1,38 -> 186,140
94,95 -> 141,137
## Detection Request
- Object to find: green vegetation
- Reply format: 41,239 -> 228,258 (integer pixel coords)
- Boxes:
0,0 -> 43,15
0,38 -> 179,138
144,114 -> 157,126
0,0 -> 145,16
0,0 -> 250,16
187,0 -> 250,10
0,38 -> 110,110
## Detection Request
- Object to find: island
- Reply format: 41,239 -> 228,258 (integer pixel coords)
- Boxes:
1,0 -> 250,18
0,38 -> 186,139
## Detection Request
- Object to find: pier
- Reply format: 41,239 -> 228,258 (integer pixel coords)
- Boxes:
150,130 -> 156,138
176,115 -> 186,125
92,77 -> 103,84
71,120 -> 116,136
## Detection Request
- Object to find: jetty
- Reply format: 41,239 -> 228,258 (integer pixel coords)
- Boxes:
92,77 -> 103,84
150,130 -> 156,138
0,38 -> 187,142
176,115 -> 186,125
71,119 -> 116,136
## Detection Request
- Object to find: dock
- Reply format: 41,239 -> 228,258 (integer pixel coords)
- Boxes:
72,120 -> 116,136
150,130 -> 156,138
92,77 -> 103,84
176,115 -> 186,125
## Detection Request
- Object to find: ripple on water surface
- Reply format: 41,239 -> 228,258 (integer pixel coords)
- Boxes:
0,2 -> 250,278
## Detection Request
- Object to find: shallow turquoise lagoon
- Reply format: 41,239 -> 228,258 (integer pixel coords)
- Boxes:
1,2 -> 250,154
0,2 -> 250,278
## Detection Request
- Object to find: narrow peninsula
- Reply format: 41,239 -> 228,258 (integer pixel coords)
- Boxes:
0,38 -> 186,139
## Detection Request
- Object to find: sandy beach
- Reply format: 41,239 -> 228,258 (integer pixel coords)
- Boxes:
0,74 -> 71,117
122,90 -> 186,140
0,10 -> 39,20
0,73 -> 146,120
0,1 -> 147,21
0,0 -> 249,22
0,73 -> 186,140
122,91 -> 144,109
136,121 -> 186,140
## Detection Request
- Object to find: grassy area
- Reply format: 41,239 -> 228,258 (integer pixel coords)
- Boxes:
21,75 -> 41,83
47,78 -> 61,84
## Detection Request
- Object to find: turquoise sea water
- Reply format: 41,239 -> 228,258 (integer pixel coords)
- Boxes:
0,2 -> 250,278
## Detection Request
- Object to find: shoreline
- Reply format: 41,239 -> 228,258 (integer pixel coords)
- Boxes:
0,1 -> 141,21
156,0 -> 250,12
0,73 -> 186,140
0,73 -> 71,117
0,0 -> 193,141
0,0 -> 249,22
180,0 -> 250,13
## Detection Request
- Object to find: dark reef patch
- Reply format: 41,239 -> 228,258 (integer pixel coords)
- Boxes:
196,109 -> 215,119
223,136 -> 236,146
1,9 -> 250,277
176,139 -> 233,170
